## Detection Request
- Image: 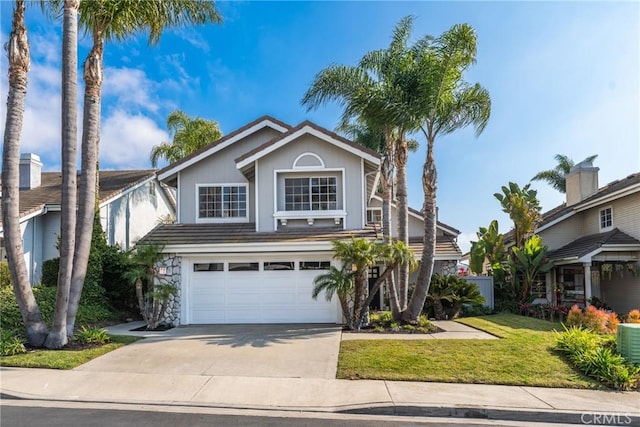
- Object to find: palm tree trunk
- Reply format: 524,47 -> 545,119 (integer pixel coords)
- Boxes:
433,297 -> 446,320
67,33 -> 103,337
404,136 -> 437,323
1,0 -> 49,347
381,128 -> 401,319
46,0 -> 79,349
394,134 -> 409,309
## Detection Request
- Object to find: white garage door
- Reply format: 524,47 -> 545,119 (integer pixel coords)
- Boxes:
185,258 -> 339,324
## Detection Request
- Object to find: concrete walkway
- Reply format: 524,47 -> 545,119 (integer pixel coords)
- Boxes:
341,320 -> 497,340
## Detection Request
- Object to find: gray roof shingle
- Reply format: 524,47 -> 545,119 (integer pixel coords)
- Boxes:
547,228 -> 640,261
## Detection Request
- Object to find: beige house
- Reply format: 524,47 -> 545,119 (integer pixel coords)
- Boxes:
535,162 -> 640,314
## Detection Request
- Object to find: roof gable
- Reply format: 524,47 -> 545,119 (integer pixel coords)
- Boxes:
235,120 -> 381,169
157,115 -> 291,181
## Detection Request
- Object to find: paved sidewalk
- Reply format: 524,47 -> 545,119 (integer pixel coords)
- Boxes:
1,367 -> 638,424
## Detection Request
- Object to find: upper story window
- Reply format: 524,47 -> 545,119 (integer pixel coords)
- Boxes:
198,184 -> 247,220
284,177 -> 337,211
599,207 -> 613,231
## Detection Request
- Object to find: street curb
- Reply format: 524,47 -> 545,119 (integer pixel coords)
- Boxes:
2,390 -> 638,425
340,405 -> 640,425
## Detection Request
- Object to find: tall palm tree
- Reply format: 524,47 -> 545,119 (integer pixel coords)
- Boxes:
302,17 -> 418,320
150,109 -> 223,167
312,266 -> 354,328
45,0 -> 80,349
1,0 -> 50,347
403,23 -> 491,322
66,0 -> 222,336
531,154 -> 598,193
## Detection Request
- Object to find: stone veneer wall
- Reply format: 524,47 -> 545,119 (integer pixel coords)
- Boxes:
157,253 -> 182,326
440,260 -> 458,276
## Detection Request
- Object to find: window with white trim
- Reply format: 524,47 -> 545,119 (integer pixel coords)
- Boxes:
366,208 -> 382,225
198,185 -> 247,219
599,207 -> 612,230
284,177 -> 337,211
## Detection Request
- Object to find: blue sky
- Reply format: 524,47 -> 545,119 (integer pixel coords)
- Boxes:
1,1 -> 639,252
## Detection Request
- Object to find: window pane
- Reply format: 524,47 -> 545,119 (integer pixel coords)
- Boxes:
198,186 -> 246,218
193,263 -> 224,272
300,261 -> 331,270
228,262 -> 259,271
285,178 -> 310,210
264,261 -> 295,271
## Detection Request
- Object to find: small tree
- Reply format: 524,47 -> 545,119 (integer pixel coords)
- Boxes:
312,267 -> 354,329
123,244 -> 174,330
510,235 -> 554,305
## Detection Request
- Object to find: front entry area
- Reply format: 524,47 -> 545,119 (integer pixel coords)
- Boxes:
182,255 -> 340,324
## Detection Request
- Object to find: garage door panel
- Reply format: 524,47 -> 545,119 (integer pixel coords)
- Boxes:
187,257 -> 337,324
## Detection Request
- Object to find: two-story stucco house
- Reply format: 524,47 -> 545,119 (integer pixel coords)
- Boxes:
0,153 -> 176,285
533,162 -> 640,314
139,116 -> 462,325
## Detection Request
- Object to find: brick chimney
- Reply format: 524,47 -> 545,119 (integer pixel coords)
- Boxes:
19,153 -> 42,190
566,160 -> 599,207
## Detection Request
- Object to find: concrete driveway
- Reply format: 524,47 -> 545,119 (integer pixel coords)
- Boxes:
74,324 -> 342,379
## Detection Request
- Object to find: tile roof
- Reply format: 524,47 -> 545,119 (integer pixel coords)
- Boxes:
408,235 -> 462,259
138,223 -> 379,245
158,115 -> 292,177
547,228 -> 640,261
0,170 -> 155,227
407,205 -> 461,235
235,120 -> 381,165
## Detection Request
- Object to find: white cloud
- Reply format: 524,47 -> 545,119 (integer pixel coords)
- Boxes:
100,110 -> 168,169
102,67 -> 160,113
173,28 -> 210,52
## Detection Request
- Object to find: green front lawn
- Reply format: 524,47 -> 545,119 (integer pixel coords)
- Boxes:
0,335 -> 140,370
338,313 -> 601,389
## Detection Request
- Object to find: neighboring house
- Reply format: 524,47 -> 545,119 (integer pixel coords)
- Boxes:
515,161 -> 639,314
139,115 -> 462,325
0,153 -> 175,285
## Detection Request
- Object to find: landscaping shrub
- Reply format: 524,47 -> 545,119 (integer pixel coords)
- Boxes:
555,327 -> 640,390
0,330 -> 26,356
101,245 -> 139,315
564,304 -> 618,334
0,261 -> 11,288
74,326 -> 110,345
626,309 -> 640,324
40,258 -> 60,287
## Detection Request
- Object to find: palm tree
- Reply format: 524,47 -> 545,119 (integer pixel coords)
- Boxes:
150,109 -> 223,167
531,154 -> 598,193
66,0 -> 222,337
403,23 -> 491,322
1,0 -> 50,347
312,267 -> 354,328
45,0 -> 80,349
302,17 -> 418,320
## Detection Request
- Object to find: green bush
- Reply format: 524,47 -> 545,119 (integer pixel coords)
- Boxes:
40,258 -> 60,287
101,246 -> 138,315
0,261 -> 11,288
0,330 -> 26,356
556,327 -> 640,390
74,326 -> 110,345
0,286 -> 115,335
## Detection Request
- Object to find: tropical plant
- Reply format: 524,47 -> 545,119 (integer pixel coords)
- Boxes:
150,109 -> 223,167
469,220 -> 505,277
404,23 -> 491,323
123,244 -> 174,330
66,0 -> 222,338
1,0 -> 50,347
427,274 -> 455,320
74,326 -> 110,345
448,278 -> 486,318
313,238 -> 416,330
302,17 -> 420,320
510,234 -> 554,305
312,266 -> 354,327
494,182 -> 541,250
531,154 -> 598,193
